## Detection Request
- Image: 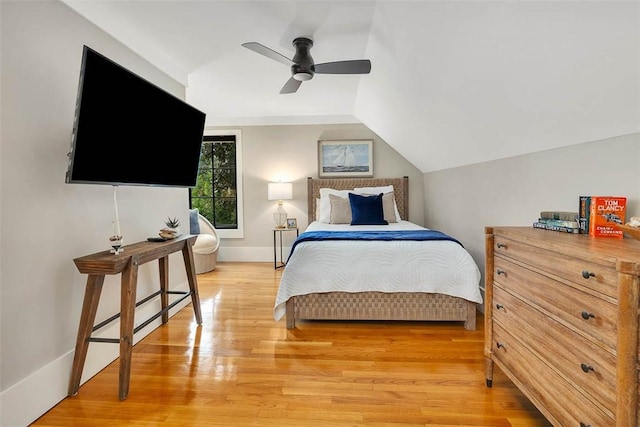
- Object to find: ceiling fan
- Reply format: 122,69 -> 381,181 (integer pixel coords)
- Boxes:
242,37 -> 371,94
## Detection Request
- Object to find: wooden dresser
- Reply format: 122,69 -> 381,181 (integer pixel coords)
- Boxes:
484,226 -> 640,427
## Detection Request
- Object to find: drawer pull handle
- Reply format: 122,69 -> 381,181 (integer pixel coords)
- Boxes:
581,311 -> 595,320
495,304 -> 504,310
496,269 -> 506,275
580,423 -> 592,427
496,243 -> 507,249
581,270 -> 595,279
580,363 -> 594,373
496,342 -> 505,349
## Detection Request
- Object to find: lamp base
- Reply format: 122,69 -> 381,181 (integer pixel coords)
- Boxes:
273,204 -> 287,228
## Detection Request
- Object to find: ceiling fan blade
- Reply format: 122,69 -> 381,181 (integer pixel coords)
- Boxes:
241,42 -> 294,66
314,60 -> 371,74
280,77 -> 302,94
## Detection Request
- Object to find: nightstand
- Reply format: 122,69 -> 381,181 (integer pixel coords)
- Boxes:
273,227 -> 299,269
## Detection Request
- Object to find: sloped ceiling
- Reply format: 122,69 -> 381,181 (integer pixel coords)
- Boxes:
61,0 -> 639,173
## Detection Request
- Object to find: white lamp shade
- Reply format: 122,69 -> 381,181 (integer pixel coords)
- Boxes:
267,182 -> 293,200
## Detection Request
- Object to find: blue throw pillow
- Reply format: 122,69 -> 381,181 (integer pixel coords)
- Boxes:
189,208 -> 200,234
348,192 -> 389,225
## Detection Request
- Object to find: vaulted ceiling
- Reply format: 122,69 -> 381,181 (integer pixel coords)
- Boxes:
62,0 -> 639,173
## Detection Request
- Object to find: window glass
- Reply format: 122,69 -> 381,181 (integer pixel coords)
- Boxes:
190,130 -> 243,238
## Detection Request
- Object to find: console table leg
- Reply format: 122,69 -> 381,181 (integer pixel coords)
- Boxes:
182,242 -> 202,324
68,274 -> 105,396
159,256 -> 169,324
118,256 -> 139,400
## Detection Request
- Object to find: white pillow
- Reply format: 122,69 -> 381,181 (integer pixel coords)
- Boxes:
318,188 -> 351,223
353,185 -> 402,222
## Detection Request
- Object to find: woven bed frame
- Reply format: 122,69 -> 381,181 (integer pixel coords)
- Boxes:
284,176 -> 477,330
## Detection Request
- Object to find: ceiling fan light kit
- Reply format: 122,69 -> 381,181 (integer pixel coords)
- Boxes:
242,37 -> 371,94
293,72 -> 313,82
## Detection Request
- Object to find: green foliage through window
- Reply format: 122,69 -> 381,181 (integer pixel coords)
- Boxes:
190,135 -> 237,229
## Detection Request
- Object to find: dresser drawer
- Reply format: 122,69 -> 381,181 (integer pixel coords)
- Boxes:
494,235 -> 618,299
492,322 -> 614,427
493,285 -> 617,416
494,256 -> 618,351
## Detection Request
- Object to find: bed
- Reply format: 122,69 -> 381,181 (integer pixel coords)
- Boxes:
274,177 -> 483,330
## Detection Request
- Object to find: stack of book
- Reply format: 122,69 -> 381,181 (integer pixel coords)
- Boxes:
579,196 -> 627,238
533,211 -> 580,233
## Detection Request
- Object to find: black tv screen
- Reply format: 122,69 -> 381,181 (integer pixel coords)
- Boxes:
66,46 -> 206,187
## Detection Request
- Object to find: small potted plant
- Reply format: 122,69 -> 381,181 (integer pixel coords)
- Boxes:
159,216 -> 181,239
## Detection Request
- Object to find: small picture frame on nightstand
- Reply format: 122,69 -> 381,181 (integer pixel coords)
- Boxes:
287,218 -> 297,229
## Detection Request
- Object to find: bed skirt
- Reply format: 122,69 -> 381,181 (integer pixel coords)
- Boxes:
285,291 -> 477,330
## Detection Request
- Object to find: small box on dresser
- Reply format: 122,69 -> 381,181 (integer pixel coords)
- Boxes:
484,226 -> 640,427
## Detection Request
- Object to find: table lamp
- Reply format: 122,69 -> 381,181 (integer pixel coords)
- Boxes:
268,182 -> 293,228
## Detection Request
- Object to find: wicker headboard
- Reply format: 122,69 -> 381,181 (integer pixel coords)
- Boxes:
307,176 -> 409,222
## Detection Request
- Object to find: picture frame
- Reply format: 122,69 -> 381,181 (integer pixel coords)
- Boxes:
286,218 -> 298,229
318,139 -> 373,178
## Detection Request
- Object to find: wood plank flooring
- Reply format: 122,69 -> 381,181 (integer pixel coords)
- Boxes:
33,262 -> 551,426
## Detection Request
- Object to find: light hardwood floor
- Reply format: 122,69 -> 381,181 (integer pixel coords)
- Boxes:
33,262 -> 551,426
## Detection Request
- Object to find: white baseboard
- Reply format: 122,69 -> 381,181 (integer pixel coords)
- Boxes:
1,352 -> 73,427
1,282 -> 192,427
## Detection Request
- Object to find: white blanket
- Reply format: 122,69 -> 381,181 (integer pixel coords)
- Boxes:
274,221 -> 483,320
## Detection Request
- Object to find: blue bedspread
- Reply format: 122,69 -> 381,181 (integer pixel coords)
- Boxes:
288,230 -> 462,262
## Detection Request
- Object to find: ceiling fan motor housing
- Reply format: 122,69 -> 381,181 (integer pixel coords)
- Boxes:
291,37 -> 314,81
241,36 -> 371,93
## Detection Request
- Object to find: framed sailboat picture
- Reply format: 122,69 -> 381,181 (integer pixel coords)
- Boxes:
318,139 -> 373,178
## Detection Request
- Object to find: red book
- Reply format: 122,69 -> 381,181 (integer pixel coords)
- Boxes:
588,196 -> 626,238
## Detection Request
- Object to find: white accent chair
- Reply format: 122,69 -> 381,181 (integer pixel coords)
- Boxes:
192,213 -> 219,274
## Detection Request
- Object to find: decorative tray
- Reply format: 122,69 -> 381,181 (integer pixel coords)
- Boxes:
617,224 -> 640,240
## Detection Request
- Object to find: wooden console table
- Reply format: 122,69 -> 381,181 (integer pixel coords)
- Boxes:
67,235 -> 202,400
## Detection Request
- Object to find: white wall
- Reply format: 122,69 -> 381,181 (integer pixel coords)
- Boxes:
210,123 -> 424,262
423,132 -> 640,309
1,2 -> 195,425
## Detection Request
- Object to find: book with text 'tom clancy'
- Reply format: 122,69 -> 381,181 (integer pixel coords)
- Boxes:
588,196 -> 626,238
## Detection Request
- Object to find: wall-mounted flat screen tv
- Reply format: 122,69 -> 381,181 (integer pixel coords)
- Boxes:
65,45 -> 206,187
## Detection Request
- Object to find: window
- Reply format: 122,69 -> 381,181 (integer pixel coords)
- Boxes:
190,129 -> 244,238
